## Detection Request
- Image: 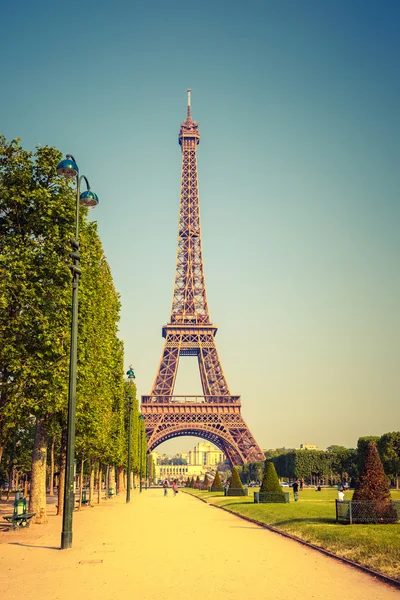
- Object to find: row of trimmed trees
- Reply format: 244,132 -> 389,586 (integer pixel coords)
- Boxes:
240,433 -> 400,489
0,136 -> 146,522
189,446 -> 397,524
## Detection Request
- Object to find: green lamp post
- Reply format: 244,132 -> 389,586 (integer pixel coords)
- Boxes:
126,366 -> 135,503
56,155 -> 99,550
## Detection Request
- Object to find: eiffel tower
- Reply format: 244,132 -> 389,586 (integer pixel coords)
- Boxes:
141,91 -> 264,466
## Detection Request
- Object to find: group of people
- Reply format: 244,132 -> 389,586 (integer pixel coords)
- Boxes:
163,479 -> 179,497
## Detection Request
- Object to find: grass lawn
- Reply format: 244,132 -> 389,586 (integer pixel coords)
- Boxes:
183,487 -> 400,580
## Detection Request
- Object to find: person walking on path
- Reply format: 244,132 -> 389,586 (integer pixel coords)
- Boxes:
163,479 -> 169,497
292,479 -> 299,501
172,480 -> 178,496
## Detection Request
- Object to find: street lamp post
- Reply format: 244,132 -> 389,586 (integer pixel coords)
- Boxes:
139,414 -> 145,493
56,155 -> 98,550
126,366 -> 135,503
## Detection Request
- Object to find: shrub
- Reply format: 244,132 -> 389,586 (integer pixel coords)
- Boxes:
202,474 -> 209,490
260,462 -> 285,494
229,466 -> 244,490
211,470 -> 224,492
185,477 -> 190,487
195,475 -> 200,489
352,442 -> 397,524
226,466 -> 247,495
259,461 -> 286,503
189,477 -> 194,488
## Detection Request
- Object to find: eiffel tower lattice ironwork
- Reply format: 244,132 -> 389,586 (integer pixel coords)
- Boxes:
141,91 -> 264,466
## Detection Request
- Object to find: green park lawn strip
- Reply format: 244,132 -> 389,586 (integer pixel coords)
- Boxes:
183,488 -> 400,580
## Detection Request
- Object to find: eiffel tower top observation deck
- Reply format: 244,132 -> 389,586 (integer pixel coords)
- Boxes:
141,91 -> 265,465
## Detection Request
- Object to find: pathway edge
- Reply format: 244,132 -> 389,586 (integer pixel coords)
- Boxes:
183,491 -> 400,591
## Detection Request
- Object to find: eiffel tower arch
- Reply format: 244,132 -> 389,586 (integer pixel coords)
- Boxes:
141,91 -> 264,466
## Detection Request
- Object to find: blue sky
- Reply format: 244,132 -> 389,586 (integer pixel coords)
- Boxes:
2,0 -> 399,454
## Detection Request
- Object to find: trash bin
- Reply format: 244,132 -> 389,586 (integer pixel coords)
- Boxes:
14,492 -> 26,515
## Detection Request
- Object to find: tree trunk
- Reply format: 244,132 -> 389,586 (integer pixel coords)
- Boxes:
105,465 -> 110,498
109,465 -> 116,493
97,464 -> 102,504
396,474 -> 399,490
117,466 -> 125,493
0,444 -> 4,466
49,436 -> 55,496
57,428 -> 67,516
29,417 -> 48,524
89,461 -> 95,506
24,476 -> 28,498
78,459 -> 84,509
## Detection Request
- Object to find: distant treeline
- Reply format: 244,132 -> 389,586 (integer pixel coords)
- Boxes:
241,433 -> 400,488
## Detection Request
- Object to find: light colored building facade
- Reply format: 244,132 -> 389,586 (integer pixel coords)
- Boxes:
188,441 -> 224,467
151,441 -> 224,483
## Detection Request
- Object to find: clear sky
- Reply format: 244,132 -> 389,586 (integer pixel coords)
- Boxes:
2,0 -> 399,455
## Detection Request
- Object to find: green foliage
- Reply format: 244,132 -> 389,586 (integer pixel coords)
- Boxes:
0,135 -> 129,479
0,137 -> 74,450
260,462 -> 285,494
229,466 -> 244,490
186,477 -> 190,487
248,461 -> 264,483
378,432 -> 400,487
211,470 -> 223,492
352,443 -> 397,523
357,436 -> 380,472
202,474 -> 209,490
195,475 -> 200,489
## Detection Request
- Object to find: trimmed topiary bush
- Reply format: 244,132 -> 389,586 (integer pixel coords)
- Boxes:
185,477 -> 190,487
202,474 -> 210,490
258,461 -> 287,503
351,442 -> 397,524
211,470 -> 224,492
189,477 -> 194,488
194,475 -> 200,489
226,466 -> 247,496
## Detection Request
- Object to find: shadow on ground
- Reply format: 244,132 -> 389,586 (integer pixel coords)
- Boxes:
9,542 -> 60,550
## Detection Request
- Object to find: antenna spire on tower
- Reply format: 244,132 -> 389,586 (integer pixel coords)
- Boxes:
187,88 -> 192,119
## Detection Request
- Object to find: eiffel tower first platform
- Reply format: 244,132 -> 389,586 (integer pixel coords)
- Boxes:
141,91 -> 264,466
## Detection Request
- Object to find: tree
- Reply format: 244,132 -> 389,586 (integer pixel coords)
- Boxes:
352,442 -> 397,524
248,461 -> 264,483
0,136 -> 126,521
378,432 -> 400,489
357,436 -> 380,472
260,462 -> 284,493
202,474 -> 210,490
259,461 -> 286,502
0,138 -> 75,521
228,466 -> 244,491
210,470 -> 223,492
327,446 -> 352,483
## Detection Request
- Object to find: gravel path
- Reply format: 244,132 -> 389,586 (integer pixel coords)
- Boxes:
0,489 -> 398,599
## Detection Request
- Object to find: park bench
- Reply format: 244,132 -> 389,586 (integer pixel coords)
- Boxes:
3,512 -> 36,530
2,493 -> 35,530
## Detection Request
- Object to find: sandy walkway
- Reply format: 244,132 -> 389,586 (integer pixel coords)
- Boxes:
0,489 -> 398,599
